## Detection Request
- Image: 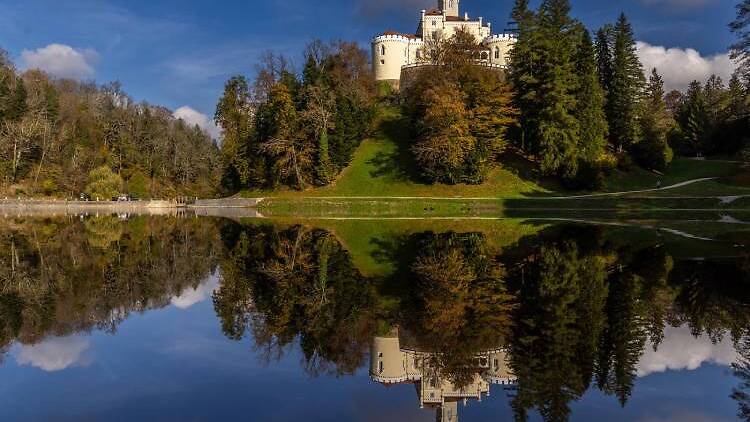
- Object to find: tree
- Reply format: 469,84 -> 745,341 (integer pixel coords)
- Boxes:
573,29 -> 608,185
411,82 -> 477,184
634,69 -> 674,171
595,25 -> 615,97
608,13 -> 645,152
676,80 -> 710,155
257,83 -> 313,189
730,0 -> 750,80
301,85 -> 336,184
215,76 -> 255,191
85,165 -> 123,200
534,0 -> 582,178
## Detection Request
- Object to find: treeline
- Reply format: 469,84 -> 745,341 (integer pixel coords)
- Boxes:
669,74 -> 750,156
0,49 -> 220,199
216,41 -> 377,192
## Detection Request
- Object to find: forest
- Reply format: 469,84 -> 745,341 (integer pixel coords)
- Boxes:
0,50 -> 220,199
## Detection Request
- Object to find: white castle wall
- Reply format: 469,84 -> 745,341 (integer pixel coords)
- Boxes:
372,34 -> 424,83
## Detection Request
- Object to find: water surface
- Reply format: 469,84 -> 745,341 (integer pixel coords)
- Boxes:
1,214 -> 749,421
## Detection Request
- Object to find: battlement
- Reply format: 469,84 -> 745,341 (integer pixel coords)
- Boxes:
373,34 -> 423,43
486,33 -> 517,41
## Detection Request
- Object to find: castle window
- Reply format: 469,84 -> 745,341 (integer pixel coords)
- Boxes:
379,361 -> 384,374
381,45 -> 386,56
481,52 -> 488,60
416,49 -> 421,59
432,20 -> 437,26
495,47 -> 500,59
380,59 -> 385,65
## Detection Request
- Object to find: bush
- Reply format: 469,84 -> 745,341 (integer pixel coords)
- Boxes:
85,166 -> 123,200
127,171 -> 150,199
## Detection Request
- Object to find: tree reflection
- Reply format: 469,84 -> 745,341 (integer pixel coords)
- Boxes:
0,216 -> 221,361
214,224 -> 378,376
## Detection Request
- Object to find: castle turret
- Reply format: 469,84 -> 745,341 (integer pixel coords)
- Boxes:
438,0 -> 460,17
484,34 -> 517,67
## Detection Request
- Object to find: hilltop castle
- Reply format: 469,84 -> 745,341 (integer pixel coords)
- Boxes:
372,0 -> 517,88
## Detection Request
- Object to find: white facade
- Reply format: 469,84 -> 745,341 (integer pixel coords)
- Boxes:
372,0 -> 517,85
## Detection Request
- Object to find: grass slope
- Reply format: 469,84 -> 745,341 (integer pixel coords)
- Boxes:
243,107 -> 744,200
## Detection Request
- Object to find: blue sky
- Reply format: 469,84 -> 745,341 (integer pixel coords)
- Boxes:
0,0 -> 741,133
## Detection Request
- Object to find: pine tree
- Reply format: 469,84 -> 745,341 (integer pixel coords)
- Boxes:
535,0 -> 581,177
608,13 -> 645,153
595,25 -> 614,95
574,29 -> 608,175
730,0 -> 750,79
635,69 -> 674,170
677,81 -> 710,155
509,0 -> 541,154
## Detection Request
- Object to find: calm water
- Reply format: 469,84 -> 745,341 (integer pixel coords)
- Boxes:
1,214 -> 749,421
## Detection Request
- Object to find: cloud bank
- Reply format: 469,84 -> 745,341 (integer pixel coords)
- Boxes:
16,336 -> 91,372
637,41 -> 738,92
173,106 -> 221,140
21,44 -> 98,80
637,324 -> 738,377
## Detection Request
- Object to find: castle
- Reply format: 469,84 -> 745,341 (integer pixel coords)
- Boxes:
372,0 -> 517,88
370,329 -> 517,422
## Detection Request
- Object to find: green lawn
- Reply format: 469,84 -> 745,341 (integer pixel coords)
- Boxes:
242,107 -> 745,200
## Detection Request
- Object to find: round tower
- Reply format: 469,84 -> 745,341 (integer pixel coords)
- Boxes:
370,334 -> 409,384
485,34 -> 517,68
372,34 -> 420,89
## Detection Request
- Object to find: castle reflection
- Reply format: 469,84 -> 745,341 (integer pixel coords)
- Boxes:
371,328 -> 516,421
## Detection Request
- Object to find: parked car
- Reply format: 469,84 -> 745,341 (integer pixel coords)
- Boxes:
115,194 -> 131,202
79,193 -> 90,201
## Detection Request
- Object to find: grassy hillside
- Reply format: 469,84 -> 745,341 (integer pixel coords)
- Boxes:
242,107 -> 744,200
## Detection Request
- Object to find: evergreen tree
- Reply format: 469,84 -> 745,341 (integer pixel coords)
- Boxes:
595,25 -> 614,97
573,29 -> 608,186
634,69 -> 674,170
509,0 -> 541,154
730,0 -> 750,79
608,13 -> 645,152
215,76 -> 255,190
535,0 -> 582,178
676,80 -> 710,155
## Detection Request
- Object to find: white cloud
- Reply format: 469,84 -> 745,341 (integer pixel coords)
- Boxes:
21,44 -> 97,80
171,273 -> 220,310
637,324 -> 738,377
637,41 -> 739,92
16,336 -> 91,372
173,106 -> 221,140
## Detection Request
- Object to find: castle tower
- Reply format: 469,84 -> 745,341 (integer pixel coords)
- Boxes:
438,0 -> 460,17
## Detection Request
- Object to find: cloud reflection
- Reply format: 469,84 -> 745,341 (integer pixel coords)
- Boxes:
638,325 -> 738,377
16,336 -> 91,372
171,273 -> 220,310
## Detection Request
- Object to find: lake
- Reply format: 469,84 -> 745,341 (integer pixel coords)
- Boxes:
0,213 -> 749,421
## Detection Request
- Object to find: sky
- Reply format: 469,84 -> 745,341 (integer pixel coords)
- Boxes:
0,0 -> 742,135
